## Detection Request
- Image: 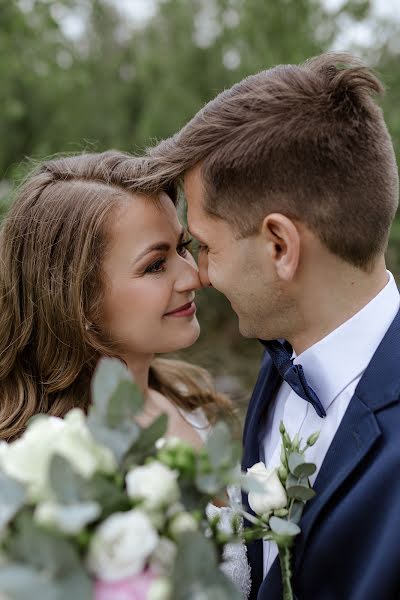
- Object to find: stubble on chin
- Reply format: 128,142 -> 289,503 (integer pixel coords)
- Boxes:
235,284 -> 295,341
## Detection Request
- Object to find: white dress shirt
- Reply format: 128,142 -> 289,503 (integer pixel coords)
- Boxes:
261,271 -> 400,578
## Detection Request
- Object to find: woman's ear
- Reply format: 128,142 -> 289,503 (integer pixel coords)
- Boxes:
261,213 -> 300,281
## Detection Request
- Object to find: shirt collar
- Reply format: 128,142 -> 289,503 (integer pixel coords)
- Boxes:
293,271 -> 400,412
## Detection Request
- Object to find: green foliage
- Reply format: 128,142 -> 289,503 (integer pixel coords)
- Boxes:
88,357 -> 142,462
172,531 -> 242,600
0,470 -> 26,530
0,357 -> 249,598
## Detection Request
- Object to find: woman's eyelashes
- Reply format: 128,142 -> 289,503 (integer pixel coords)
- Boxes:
144,237 -> 193,274
177,237 -> 193,256
145,257 -> 166,274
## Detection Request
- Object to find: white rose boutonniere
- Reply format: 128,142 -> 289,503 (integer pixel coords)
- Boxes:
247,463 -> 287,516
244,422 -> 320,600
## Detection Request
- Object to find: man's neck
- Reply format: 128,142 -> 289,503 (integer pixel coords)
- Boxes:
289,259 -> 389,356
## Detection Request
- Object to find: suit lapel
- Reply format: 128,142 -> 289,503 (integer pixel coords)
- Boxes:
242,354 -> 282,599
296,393 -> 380,560
259,308 -> 400,597
294,306 -> 400,567
242,356 -> 281,470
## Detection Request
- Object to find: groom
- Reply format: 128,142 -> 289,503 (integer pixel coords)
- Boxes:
145,53 -> 400,598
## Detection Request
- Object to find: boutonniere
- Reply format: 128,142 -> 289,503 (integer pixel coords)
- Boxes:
244,422 -> 319,600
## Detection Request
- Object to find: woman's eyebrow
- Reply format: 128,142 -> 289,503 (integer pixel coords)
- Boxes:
133,229 -> 186,263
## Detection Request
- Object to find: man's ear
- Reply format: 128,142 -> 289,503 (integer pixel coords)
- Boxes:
261,213 -> 300,281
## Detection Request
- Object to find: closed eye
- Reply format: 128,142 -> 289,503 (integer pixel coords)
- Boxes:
144,258 -> 166,274
198,243 -> 209,254
177,237 -> 193,257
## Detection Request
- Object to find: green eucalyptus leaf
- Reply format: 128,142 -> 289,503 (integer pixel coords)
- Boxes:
286,484 -> 316,502
88,358 -> 143,463
286,473 -> 308,488
0,563 -> 93,600
123,414 -> 168,467
288,452 -> 304,475
195,472 -> 221,495
90,357 -> 143,422
292,462 -> 317,478
172,531 -> 242,600
86,474 -> 131,518
288,500 -> 304,524
36,501 -> 101,535
6,512 -> 80,577
269,516 -> 301,537
206,422 -> 237,470
0,564 -> 58,600
57,567 -> 93,600
288,453 -> 317,478
106,380 -> 144,428
179,481 -> 208,513
91,358 -> 132,415
49,455 -> 86,505
0,471 -> 26,530
87,414 -> 140,464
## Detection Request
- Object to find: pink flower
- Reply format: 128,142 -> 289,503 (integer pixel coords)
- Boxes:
94,569 -> 156,600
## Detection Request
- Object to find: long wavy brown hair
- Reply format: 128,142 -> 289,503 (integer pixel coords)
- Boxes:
0,151 -> 230,441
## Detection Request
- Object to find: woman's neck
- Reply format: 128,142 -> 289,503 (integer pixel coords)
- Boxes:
124,352 -> 154,396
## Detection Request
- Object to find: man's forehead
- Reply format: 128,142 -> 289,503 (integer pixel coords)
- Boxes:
184,165 -> 205,202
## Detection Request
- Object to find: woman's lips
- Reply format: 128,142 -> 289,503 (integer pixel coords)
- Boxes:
164,301 -> 196,317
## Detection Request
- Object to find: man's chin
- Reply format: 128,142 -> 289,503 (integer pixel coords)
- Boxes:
237,318 -> 257,339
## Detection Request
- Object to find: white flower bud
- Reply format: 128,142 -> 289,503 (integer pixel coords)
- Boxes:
169,512 -> 198,538
148,577 -> 172,600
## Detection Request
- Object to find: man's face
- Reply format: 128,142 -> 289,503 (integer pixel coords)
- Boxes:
184,166 -> 290,339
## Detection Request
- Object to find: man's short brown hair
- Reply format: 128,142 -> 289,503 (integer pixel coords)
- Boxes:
142,52 -> 399,269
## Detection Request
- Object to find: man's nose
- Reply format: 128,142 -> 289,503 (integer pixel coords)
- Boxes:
198,248 -> 211,287
175,257 -> 202,292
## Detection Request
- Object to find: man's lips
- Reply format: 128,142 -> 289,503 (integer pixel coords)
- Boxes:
164,301 -> 196,317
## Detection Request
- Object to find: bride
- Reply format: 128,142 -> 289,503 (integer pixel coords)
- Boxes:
0,150 -> 230,444
0,150 -> 251,598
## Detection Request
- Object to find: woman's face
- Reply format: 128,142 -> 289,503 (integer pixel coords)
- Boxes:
101,192 -> 201,358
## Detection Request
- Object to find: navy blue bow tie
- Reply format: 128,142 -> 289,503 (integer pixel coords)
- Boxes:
263,339 -> 326,418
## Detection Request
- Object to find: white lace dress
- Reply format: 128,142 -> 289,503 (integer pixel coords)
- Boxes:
182,409 -> 252,599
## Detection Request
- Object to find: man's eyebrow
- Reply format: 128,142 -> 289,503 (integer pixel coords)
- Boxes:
134,229 -> 185,263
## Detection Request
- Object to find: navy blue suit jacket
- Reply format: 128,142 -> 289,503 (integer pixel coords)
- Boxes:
242,309 -> 400,600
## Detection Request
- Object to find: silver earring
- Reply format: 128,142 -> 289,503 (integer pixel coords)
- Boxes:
85,322 -> 91,331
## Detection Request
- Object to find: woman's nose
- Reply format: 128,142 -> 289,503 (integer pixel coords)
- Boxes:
175,256 -> 202,292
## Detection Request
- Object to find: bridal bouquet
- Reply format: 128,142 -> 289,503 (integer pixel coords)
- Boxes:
0,358 -> 246,600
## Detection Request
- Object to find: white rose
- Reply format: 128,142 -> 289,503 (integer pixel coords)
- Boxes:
126,461 -> 179,509
54,409 -> 116,479
247,462 -> 287,516
0,416 -> 64,500
0,409 -> 116,500
169,512 -> 198,539
87,509 -> 158,581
